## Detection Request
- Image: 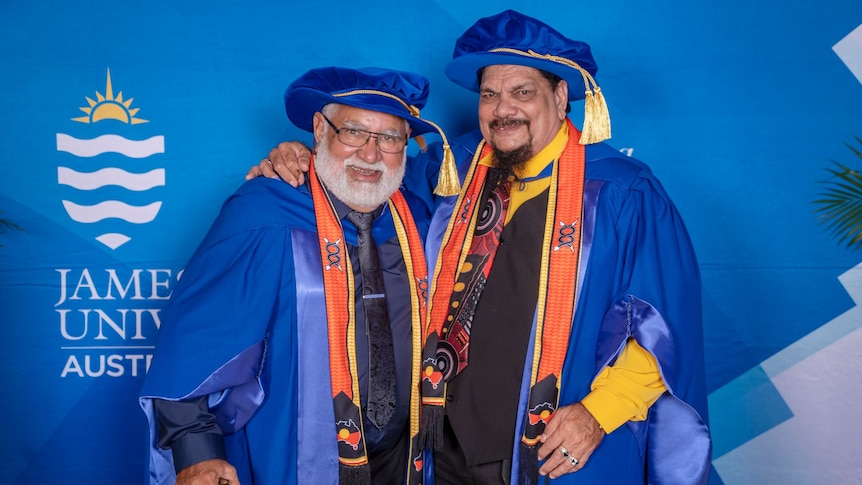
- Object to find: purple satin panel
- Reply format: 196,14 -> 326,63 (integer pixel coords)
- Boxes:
292,228 -> 339,484
425,195 -> 458,272
576,180 -> 601,304
622,296 -> 710,485
139,397 -> 179,485
647,395 -> 711,485
201,343 -> 266,434
627,296 -> 675,387
510,306 -> 539,482
594,301 -> 631,372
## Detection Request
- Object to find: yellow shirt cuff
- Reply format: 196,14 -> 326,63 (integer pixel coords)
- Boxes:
580,338 -> 667,433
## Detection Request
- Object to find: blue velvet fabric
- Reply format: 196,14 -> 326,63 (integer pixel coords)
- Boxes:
445,10 -> 598,101
284,66 -> 437,136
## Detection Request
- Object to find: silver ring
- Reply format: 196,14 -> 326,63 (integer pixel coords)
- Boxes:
559,446 -> 579,466
218,479 -> 231,485
265,158 -> 273,164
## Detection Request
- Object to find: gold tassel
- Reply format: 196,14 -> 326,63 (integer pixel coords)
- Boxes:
580,89 -> 598,144
434,144 -> 460,196
419,118 -> 461,197
579,86 -> 611,145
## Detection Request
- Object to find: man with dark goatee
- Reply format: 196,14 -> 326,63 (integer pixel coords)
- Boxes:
251,10 -> 711,485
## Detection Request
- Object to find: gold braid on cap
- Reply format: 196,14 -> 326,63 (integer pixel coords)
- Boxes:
488,48 -> 612,145
334,89 -> 460,196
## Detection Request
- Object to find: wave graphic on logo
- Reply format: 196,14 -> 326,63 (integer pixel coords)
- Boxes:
61,201 -> 162,223
58,167 -> 165,191
58,69 -> 166,250
57,134 -> 164,159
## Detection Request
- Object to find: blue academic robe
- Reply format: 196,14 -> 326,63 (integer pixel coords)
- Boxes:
416,129 -> 711,485
139,177 -> 429,484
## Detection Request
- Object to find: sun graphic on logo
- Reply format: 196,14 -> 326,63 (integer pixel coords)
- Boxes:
72,68 -> 148,124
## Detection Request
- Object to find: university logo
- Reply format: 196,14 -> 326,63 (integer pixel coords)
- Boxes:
56,69 -> 165,250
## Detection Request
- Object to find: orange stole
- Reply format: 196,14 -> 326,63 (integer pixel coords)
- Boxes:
309,157 -> 428,483
522,120 -> 585,445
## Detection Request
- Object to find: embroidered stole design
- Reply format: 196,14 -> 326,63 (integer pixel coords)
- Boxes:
309,157 -> 428,485
421,121 -> 585,481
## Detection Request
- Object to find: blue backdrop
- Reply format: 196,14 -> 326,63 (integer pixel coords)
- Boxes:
2,1 -> 862,483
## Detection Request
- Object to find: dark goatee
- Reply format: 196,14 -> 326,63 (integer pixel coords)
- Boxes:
492,143 -> 532,174
488,118 -> 532,174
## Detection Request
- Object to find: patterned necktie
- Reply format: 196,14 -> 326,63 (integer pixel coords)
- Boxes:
436,168 -> 511,380
346,210 -> 397,429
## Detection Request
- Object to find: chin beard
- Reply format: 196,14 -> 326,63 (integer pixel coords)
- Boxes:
491,143 -> 532,174
487,117 -> 533,173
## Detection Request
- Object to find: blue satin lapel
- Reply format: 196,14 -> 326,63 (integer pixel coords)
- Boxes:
293,228 -> 340,484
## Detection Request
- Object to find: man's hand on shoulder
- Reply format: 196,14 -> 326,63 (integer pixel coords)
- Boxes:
176,458 -> 239,485
244,141 -> 312,186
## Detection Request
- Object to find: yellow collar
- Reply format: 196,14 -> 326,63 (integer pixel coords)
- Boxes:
479,121 -> 569,178
479,122 -> 570,220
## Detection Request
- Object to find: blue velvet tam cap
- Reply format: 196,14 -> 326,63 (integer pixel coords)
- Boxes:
445,10 -> 611,144
284,66 -> 437,137
284,66 -> 462,195
446,10 -> 597,101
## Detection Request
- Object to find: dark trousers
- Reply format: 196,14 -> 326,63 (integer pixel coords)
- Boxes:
369,427 -> 409,485
433,417 -> 511,485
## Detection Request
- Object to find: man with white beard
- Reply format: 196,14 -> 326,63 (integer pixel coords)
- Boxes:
139,66 -> 453,485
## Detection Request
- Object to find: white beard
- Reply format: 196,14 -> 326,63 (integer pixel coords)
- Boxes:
313,137 -> 406,210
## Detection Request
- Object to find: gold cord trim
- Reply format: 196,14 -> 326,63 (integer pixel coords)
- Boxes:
333,89 -> 421,117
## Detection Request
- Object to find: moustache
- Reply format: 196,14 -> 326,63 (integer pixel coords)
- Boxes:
489,118 -> 529,130
344,157 -> 385,172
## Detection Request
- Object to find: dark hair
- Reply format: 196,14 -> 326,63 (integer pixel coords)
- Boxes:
476,68 -> 571,113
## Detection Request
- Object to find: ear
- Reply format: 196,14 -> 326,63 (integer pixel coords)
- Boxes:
312,112 -> 325,144
555,80 -> 569,120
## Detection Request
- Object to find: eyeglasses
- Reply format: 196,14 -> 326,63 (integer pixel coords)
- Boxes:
321,114 -> 408,154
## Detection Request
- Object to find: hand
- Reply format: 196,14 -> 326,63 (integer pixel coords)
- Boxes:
175,458 -> 240,485
537,402 -> 605,479
244,141 -> 312,186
